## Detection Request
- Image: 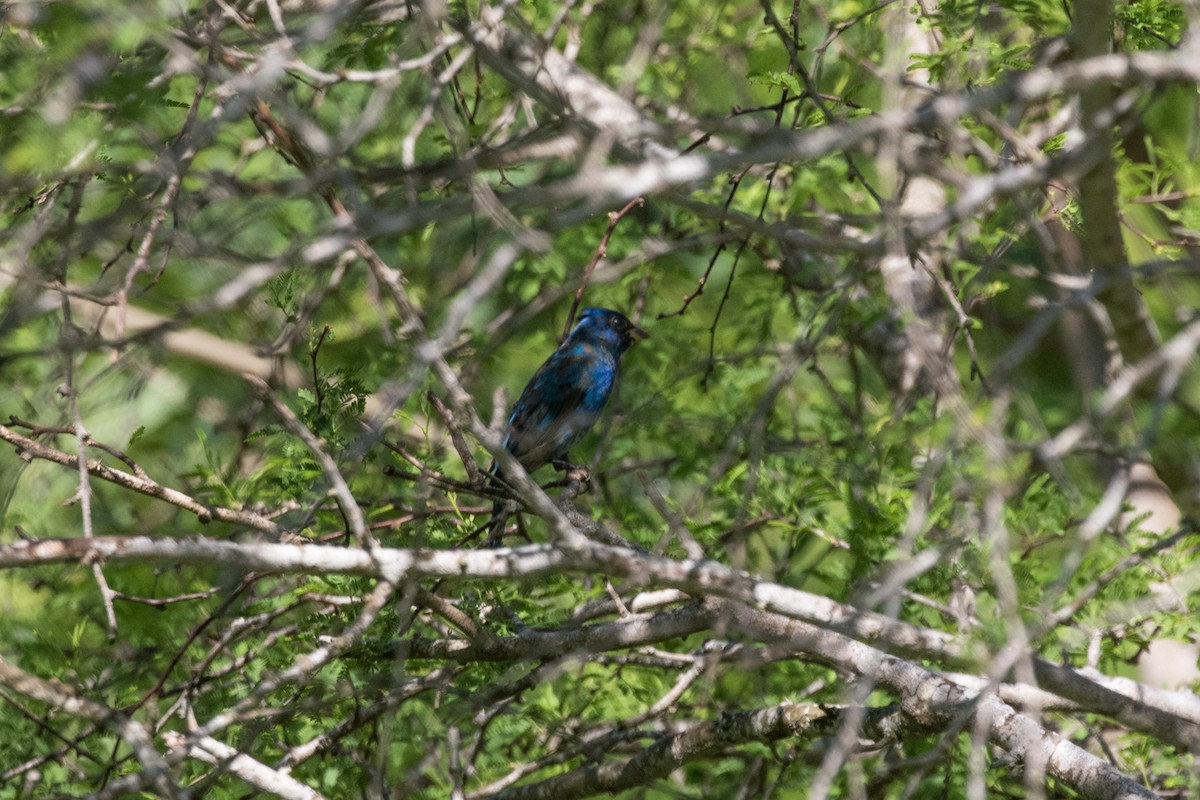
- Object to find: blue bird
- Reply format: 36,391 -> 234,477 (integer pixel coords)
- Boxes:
488,307 -> 648,539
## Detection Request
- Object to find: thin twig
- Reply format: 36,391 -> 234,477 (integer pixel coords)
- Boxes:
561,196 -> 645,339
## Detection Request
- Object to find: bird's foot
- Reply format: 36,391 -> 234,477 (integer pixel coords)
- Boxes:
556,465 -> 592,505
550,459 -> 591,485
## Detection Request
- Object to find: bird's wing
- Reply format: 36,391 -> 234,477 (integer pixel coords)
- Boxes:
503,344 -> 615,469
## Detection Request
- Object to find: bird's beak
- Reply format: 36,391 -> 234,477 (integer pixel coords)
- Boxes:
629,324 -> 649,342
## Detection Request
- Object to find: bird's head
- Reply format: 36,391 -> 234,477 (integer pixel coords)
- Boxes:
571,308 -> 649,354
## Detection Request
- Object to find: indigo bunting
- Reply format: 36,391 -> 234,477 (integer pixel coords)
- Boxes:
489,308 -> 648,537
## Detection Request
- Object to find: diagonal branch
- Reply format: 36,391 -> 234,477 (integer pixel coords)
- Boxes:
724,602 -> 1161,800
0,655 -> 184,799
0,423 -> 284,536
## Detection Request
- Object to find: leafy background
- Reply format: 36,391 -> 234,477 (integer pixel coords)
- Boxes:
1,0 -> 1198,797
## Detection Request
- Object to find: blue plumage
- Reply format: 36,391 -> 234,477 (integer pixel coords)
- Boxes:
489,308 -> 647,536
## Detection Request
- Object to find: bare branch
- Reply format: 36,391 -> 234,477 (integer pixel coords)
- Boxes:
0,423 -> 285,536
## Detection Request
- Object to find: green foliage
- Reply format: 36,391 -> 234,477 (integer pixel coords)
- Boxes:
1116,0 -> 1187,49
1,0 -> 1199,797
